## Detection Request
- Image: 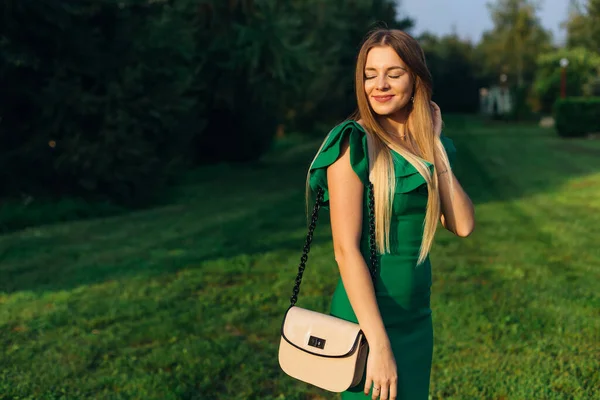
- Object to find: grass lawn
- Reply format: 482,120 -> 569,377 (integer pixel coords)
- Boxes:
1,116 -> 599,399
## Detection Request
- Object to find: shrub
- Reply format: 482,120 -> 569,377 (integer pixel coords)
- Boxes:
554,97 -> 600,137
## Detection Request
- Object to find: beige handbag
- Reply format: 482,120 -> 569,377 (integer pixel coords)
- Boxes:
278,183 -> 378,393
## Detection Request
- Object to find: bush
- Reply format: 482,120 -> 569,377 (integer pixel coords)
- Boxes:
554,97 -> 600,137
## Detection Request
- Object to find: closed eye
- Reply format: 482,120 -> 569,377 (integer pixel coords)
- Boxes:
365,75 -> 402,80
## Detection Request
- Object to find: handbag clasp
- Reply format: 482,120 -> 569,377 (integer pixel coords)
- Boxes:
308,336 -> 326,349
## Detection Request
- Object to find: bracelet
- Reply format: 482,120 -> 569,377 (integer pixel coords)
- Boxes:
437,168 -> 449,176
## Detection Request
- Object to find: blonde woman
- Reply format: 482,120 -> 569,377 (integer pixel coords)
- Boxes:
307,29 -> 475,400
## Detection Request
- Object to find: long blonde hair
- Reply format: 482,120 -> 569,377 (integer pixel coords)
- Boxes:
307,29 -> 453,265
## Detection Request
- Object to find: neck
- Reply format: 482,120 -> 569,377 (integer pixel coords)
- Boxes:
378,108 -> 410,138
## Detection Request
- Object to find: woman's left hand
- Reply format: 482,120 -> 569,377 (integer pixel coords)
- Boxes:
430,101 -> 442,137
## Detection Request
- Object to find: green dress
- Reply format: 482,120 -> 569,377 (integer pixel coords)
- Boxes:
308,120 -> 456,400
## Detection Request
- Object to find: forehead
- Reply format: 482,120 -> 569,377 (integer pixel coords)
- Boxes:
365,46 -> 407,69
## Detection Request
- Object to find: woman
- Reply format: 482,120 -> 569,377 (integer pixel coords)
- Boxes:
307,29 -> 475,400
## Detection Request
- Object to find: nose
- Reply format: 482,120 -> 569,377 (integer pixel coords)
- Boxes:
376,75 -> 389,91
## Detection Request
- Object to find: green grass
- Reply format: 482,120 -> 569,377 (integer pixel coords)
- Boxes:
0,196 -> 129,235
1,117 -> 599,399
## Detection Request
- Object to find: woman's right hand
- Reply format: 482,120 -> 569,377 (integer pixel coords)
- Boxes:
364,342 -> 398,400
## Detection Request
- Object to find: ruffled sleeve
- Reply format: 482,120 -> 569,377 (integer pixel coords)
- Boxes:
309,121 -> 369,207
440,134 -> 457,168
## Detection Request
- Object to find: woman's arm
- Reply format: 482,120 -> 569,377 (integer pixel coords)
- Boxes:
327,136 -> 397,399
327,138 -> 389,348
430,101 -> 475,238
437,165 -> 475,237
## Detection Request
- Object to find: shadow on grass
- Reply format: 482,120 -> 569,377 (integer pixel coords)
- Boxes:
1,115 -> 599,295
445,115 -> 600,205
0,175 -> 332,294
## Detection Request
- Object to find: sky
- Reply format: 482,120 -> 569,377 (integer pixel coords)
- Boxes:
398,0 -> 570,45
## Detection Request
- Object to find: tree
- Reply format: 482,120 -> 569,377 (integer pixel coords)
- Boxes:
0,1 -> 197,203
193,0 -> 413,160
0,0 -> 416,203
419,33 -> 481,113
281,0 -> 414,132
193,0 -> 318,162
477,0 -> 553,87
564,0 -> 600,53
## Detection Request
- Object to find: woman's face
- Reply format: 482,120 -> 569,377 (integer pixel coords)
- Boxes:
364,46 -> 414,117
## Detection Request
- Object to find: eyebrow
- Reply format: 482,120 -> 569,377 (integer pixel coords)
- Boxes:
365,66 -> 407,72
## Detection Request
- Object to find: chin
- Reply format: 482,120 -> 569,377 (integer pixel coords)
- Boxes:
370,102 -> 407,116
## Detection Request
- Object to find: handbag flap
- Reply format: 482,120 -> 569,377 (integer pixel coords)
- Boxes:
281,306 -> 363,358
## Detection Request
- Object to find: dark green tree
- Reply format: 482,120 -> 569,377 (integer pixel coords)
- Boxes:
0,1 -> 196,204
420,33 -> 481,113
0,0 -> 415,203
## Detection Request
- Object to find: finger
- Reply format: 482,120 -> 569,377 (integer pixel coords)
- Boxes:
364,376 -> 373,396
390,378 -> 398,400
371,383 -> 380,400
380,382 -> 390,400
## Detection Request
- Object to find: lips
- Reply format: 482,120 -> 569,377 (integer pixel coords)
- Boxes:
373,95 -> 394,103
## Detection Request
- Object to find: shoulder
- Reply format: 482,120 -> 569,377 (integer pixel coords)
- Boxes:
311,120 -> 369,171
326,120 -> 367,145
308,120 -> 370,197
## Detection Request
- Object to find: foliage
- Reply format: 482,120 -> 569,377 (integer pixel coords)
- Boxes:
0,0 -> 410,203
476,0 -> 553,87
554,97 -> 600,137
193,0 -> 312,162
270,0 -> 414,134
159,0 -> 410,162
0,1 -> 197,205
1,118 -> 599,398
565,0 -> 600,53
420,33 -> 481,113
533,47 -> 600,113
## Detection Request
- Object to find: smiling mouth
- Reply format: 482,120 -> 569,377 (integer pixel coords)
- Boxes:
373,95 -> 394,103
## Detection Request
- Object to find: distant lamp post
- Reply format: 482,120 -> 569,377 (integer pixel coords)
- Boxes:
560,58 -> 569,99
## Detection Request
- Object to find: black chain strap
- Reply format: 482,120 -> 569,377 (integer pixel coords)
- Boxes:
289,182 -> 379,306
367,182 -> 378,280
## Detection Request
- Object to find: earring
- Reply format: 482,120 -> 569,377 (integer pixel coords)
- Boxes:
410,96 -> 415,103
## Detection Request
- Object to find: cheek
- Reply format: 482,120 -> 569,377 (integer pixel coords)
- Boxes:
394,77 -> 412,93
